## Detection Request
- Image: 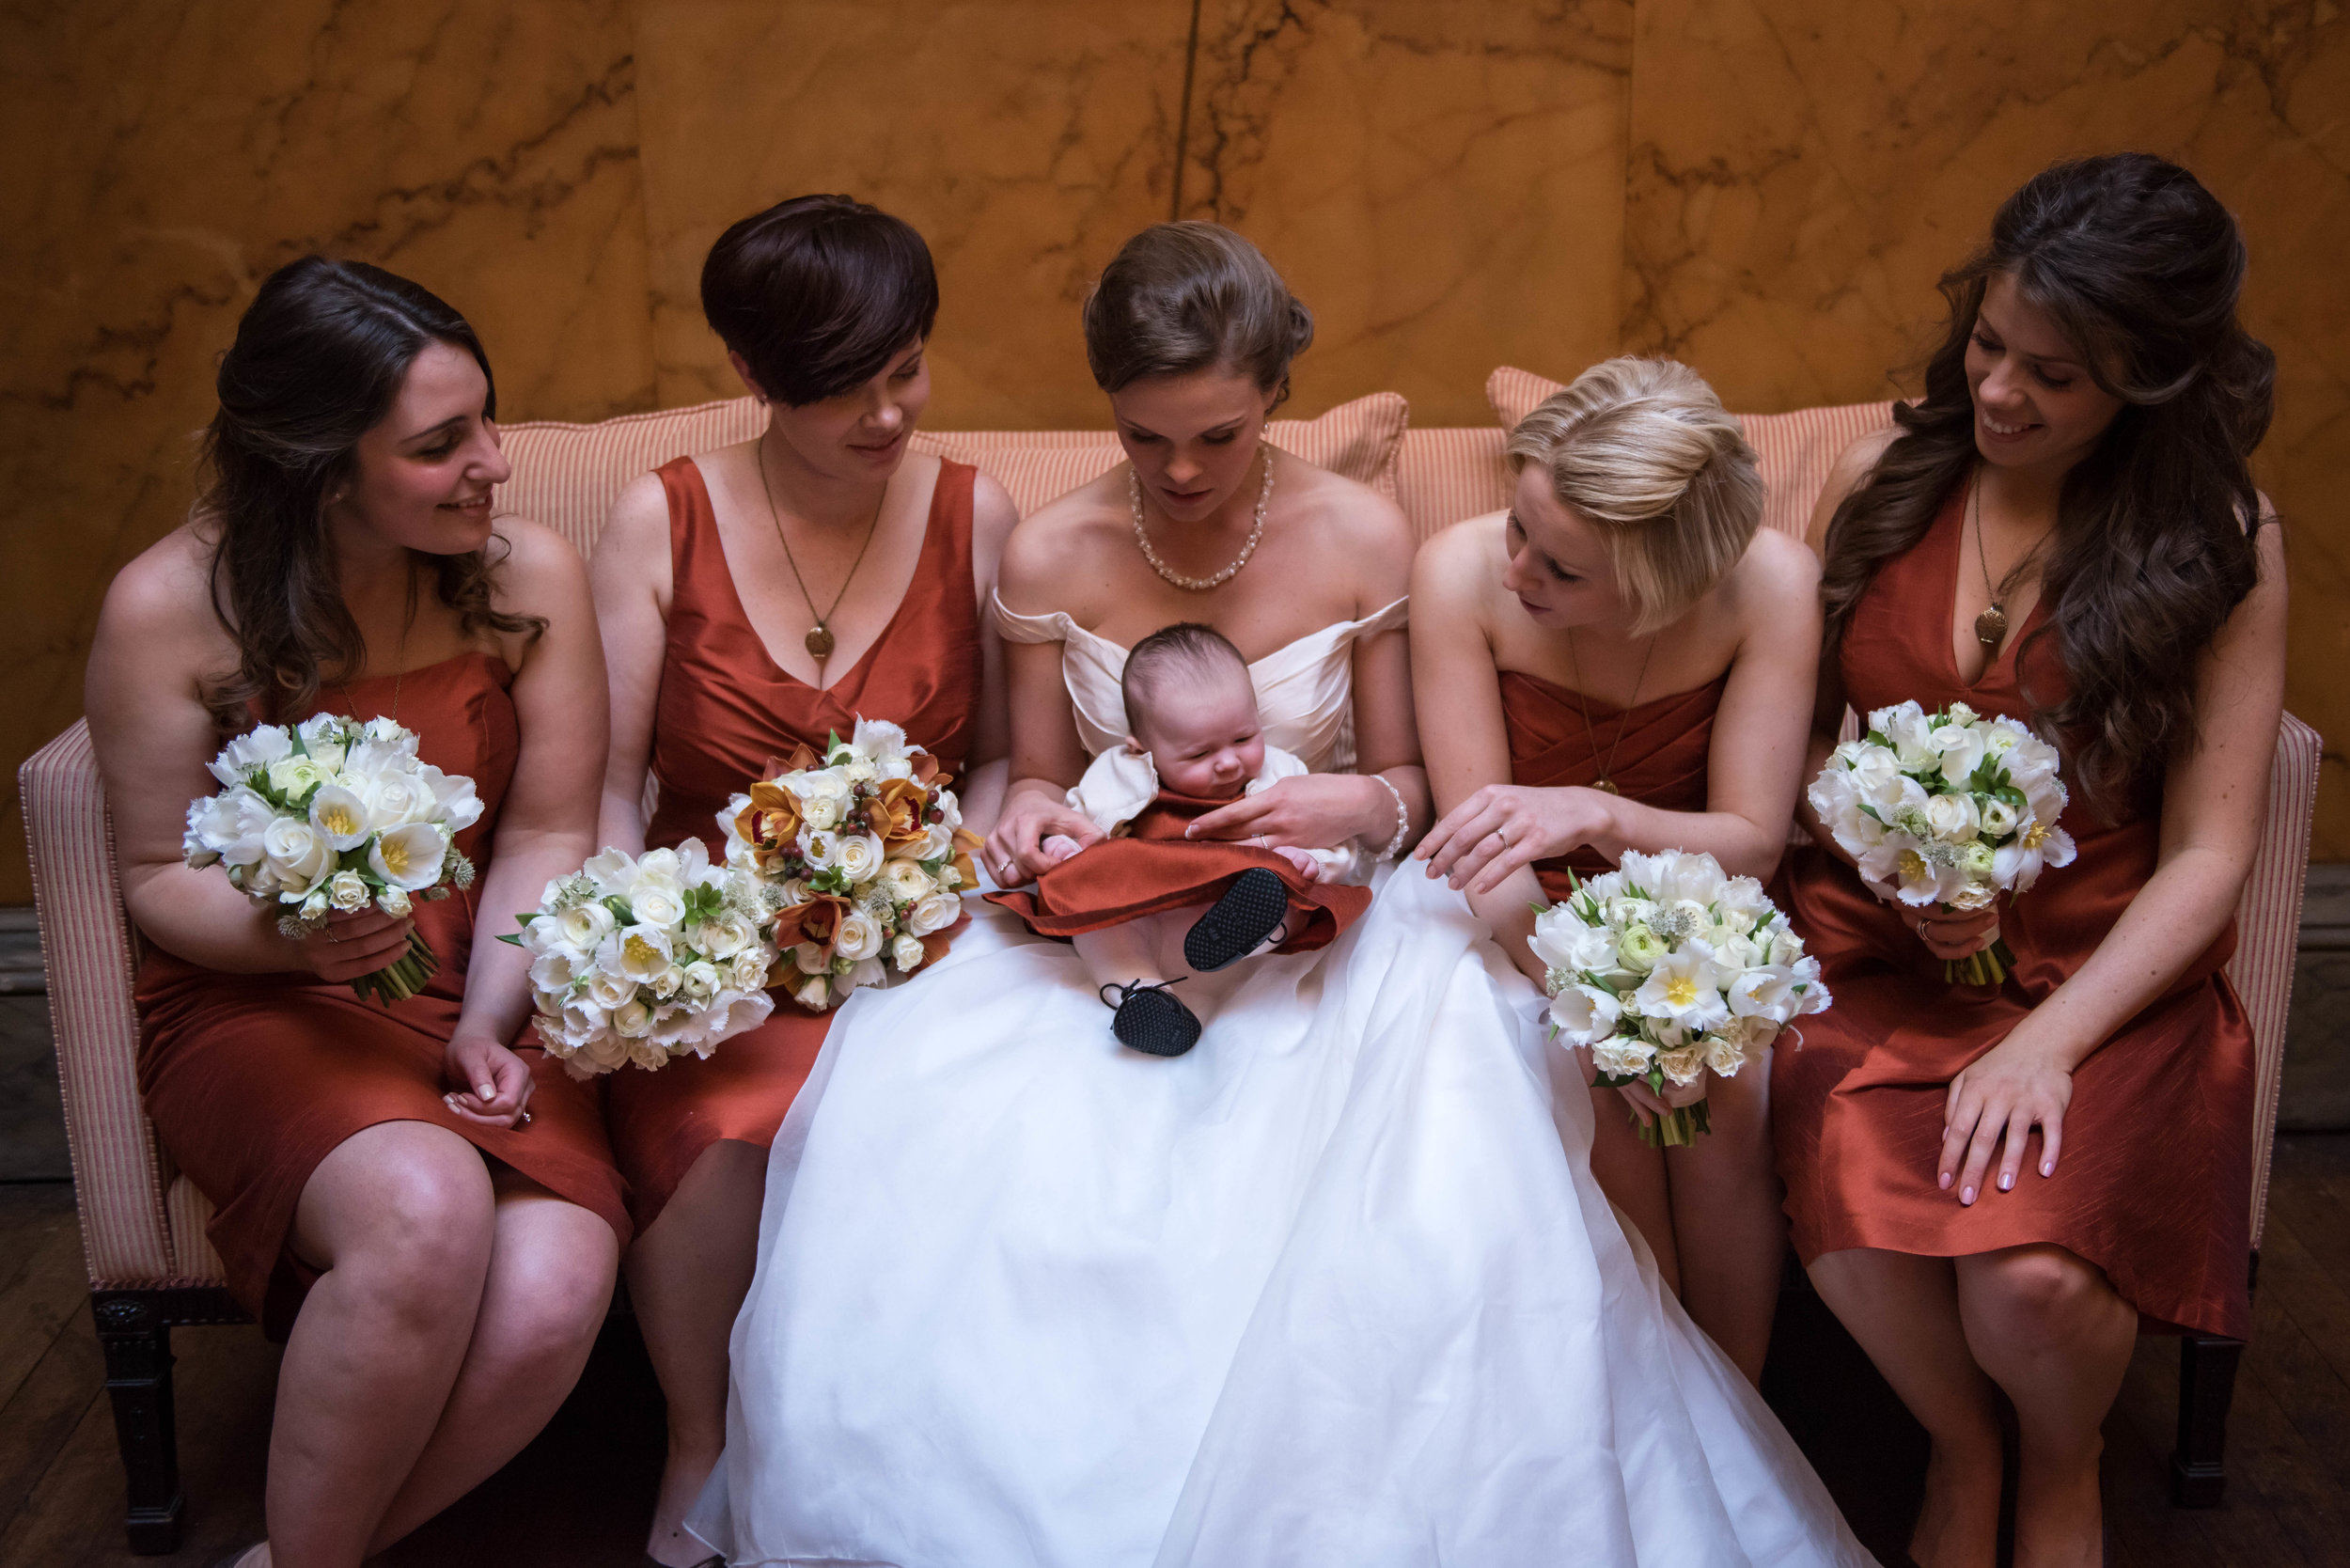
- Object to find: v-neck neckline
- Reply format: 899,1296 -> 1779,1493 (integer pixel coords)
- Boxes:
688,455 -> 937,698
1939,488 -> 2044,693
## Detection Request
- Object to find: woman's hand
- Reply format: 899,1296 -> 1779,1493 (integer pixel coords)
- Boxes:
1893,896 -> 2002,964
984,789 -> 1104,885
1939,1031 -> 2072,1204
1187,774 -> 1387,853
1573,1044 -> 1707,1125
290,908 -> 417,984
1416,783 -> 1617,896
443,1032 -> 536,1130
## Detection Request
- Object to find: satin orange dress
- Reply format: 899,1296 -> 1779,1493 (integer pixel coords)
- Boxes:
1501,668 -> 1728,900
983,790 -> 1371,953
605,455 -> 981,1232
136,652 -> 632,1335
1774,489 -> 2254,1338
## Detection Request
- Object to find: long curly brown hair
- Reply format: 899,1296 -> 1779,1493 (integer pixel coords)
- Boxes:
1821,154 -> 2275,816
199,257 -> 544,729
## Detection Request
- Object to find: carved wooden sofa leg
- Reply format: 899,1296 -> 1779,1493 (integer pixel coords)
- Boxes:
88,1286 -> 252,1554
2171,1332 -> 2244,1507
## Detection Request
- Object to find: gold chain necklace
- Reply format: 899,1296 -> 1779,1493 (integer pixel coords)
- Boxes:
756,439 -> 884,662
1564,627 -> 1656,795
1129,445 -> 1276,592
1968,464 -> 2047,653
338,562 -> 411,722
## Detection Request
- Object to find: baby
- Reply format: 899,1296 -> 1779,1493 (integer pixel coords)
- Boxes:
988,622 -> 1371,1057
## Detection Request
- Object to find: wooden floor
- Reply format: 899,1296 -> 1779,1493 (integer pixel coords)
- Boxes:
3,1136 -> 2346,1566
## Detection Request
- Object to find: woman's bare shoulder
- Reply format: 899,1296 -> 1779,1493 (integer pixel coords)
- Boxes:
1000,471 -> 1128,599
99,524 -> 225,646
486,516 -> 591,612
1411,510 -> 1506,596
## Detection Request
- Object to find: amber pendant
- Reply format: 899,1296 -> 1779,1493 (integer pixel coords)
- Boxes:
805,623 -> 836,659
1593,777 -> 1621,795
1973,603 -> 2009,651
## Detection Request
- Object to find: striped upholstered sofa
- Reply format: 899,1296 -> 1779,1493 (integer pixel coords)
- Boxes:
22,374 -> 2318,1551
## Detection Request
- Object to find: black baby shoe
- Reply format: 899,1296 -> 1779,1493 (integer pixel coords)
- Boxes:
1183,866 -> 1292,973
1100,980 -> 1203,1058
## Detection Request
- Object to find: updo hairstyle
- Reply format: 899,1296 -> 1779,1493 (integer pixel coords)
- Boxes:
200,257 -> 540,730
1506,356 -> 1763,634
1120,621 -> 1252,736
1083,223 -> 1314,407
700,194 -> 939,408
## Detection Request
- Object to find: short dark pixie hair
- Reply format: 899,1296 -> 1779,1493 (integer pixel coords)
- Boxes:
1083,222 -> 1314,407
1121,622 -> 1253,735
700,194 -> 939,407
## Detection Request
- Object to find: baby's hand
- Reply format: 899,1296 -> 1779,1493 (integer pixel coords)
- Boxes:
1041,834 -> 1085,865
1269,845 -> 1322,882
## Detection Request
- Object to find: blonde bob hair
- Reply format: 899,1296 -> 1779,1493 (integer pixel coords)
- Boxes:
1505,356 -> 1762,634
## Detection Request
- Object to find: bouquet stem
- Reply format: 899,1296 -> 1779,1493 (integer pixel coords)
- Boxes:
1630,1097 -> 1713,1150
351,928 -> 440,1007
1943,934 -> 2016,988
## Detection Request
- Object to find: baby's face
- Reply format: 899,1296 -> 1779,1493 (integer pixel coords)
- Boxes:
1132,669 -> 1266,799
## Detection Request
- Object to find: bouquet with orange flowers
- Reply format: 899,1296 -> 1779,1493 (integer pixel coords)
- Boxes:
719,718 -> 980,1011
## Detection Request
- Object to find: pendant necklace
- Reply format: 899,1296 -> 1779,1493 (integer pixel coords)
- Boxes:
338,564 -> 412,723
1564,627 -> 1656,795
1968,465 -> 2045,654
1130,445 -> 1276,592
757,439 -> 884,663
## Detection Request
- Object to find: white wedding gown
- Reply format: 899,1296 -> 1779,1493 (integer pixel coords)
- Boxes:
686,598 -> 1873,1567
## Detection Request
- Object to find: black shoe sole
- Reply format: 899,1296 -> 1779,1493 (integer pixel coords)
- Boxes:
1183,867 -> 1291,973
1112,985 -> 1203,1057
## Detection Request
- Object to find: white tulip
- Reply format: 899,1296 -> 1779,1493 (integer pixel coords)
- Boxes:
208,724 -> 292,787
368,822 -> 450,891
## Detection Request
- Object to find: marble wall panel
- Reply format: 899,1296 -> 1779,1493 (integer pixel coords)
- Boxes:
630,0 -> 1194,431
1178,0 -> 1633,426
0,0 -> 654,901
1622,0 -> 2350,850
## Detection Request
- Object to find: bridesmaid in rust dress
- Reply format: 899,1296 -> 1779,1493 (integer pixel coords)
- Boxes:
590,196 -> 1013,1566
1776,155 -> 2284,1568
88,259 -> 626,1567
1410,355 -> 1820,1387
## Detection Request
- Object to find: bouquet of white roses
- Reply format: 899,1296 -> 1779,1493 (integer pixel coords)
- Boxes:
1807,698 -> 2076,985
720,717 -> 980,1012
1531,848 -> 1830,1148
505,839 -> 779,1077
182,713 -> 480,1004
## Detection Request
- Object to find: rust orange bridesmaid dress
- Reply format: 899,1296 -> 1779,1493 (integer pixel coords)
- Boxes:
135,652 -> 632,1335
1774,489 -> 2255,1338
604,454 -> 981,1233
1499,667 -> 1728,898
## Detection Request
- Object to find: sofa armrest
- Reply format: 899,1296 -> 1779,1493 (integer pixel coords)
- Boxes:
2227,712 -> 2320,1250
19,719 -> 177,1286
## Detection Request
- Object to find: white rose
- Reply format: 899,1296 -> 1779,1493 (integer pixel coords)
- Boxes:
695,912 -> 756,961
800,792 -> 843,831
729,949 -> 773,991
295,713 -> 350,770
376,886 -> 413,917
650,964 -> 685,1001
793,975 -> 832,1011
588,967 -> 638,1010
905,890 -> 962,937
1922,792 -> 1980,843
361,771 -> 433,826
299,889 -> 330,920
1928,720 -> 1989,785
832,910 -> 884,963
327,869 -> 371,912
559,901 -> 619,950
612,998 -> 656,1038
261,817 -> 333,893
629,878 -> 688,932
680,961 -> 721,1006
520,914 -> 572,956
834,833 -> 885,884
793,941 -> 834,975
881,859 -> 936,903
1656,1043 -> 1706,1089
1978,795 -> 2020,839
891,933 -> 928,972
1702,1032 -> 1752,1077
1590,1037 -> 1654,1079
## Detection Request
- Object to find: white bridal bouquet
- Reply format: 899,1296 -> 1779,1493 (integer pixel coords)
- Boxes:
181,713 -> 480,1004
1806,698 -> 2076,985
506,839 -> 780,1077
1532,848 -> 1830,1148
722,718 -> 981,1012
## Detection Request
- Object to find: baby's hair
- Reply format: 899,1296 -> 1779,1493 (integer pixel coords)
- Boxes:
1121,622 -> 1251,735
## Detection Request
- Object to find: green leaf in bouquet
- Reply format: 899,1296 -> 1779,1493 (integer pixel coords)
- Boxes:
495,932 -> 525,947
1865,729 -> 1891,749
603,895 -> 633,922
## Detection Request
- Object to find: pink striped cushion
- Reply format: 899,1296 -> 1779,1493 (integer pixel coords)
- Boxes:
1395,427 -> 1512,543
19,719 -> 178,1286
1483,366 -> 1896,539
2230,713 -> 2321,1247
493,392 -> 1409,554
166,1172 -> 227,1282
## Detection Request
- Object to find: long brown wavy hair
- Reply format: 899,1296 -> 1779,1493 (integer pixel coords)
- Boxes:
199,257 -> 544,729
1821,154 -> 2275,816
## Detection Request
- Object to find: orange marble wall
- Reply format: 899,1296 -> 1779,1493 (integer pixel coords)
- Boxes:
2,0 -> 2344,900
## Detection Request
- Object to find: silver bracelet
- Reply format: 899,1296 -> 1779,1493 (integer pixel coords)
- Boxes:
1369,772 -> 1410,862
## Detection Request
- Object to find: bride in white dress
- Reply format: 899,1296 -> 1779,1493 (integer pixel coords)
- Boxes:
687,224 -> 1872,1566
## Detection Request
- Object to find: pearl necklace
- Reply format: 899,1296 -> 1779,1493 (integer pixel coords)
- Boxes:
1128,446 -> 1276,592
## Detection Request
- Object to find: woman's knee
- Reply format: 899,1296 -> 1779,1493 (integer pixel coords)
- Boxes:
300,1122 -> 498,1304
486,1198 -> 620,1363
1959,1245 -> 2120,1354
